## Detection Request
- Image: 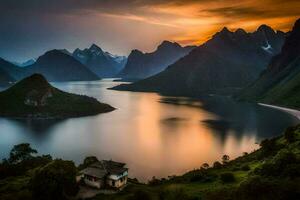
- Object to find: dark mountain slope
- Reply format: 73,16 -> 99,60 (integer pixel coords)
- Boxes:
0,58 -> 27,80
0,74 -> 114,118
25,50 -> 99,81
113,25 -> 285,96
0,67 -> 15,86
117,41 -> 195,80
238,18 -> 300,109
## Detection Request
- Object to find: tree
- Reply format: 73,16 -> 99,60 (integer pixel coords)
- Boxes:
9,143 -> 37,164
284,127 -> 296,143
222,155 -> 230,164
201,163 -> 209,169
220,172 -> 235,183
31,159 -> 78,200
78,156 -> 99,170
213,161 -> 222,169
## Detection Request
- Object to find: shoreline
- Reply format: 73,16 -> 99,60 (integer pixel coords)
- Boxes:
258,103 -> 300,120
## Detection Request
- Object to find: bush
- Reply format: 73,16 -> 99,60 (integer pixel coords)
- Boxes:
159,188 -> 198,200
129,190 -> 152,200
201,163 -> 209,169
31,159 -> 78,200
220,172 -> 235,183
284,126 -> 296,143
236,176 -> 300,200
257,150 -> 298,178
241,164 -> 250,171
259,139 -> 278,157
222,155 -> 230,165
213,161 -> 222,169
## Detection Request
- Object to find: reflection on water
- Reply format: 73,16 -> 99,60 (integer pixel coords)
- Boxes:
0,80 -> 299,181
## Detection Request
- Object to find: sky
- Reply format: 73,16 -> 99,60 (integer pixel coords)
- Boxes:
0,0 -> 299,62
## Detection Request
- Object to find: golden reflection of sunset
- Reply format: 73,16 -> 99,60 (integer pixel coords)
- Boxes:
124,93 -> 262,178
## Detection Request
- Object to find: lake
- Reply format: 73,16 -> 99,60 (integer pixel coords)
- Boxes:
0,79 -> 298,181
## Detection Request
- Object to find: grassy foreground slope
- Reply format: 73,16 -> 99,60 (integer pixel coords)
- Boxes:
93,125 -> 300,200
1,125 -> 300,200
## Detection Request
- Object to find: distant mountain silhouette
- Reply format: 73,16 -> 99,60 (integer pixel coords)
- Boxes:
24,50 -> 99,81
13,59 -> 36,67
73,44 -> 127,77
0,67 -> 14,86
0,74 -> 114,118
0,58 -> 26,81
117,41 -> 195,80
238,18 -> 300,108
112,25 -> 285,96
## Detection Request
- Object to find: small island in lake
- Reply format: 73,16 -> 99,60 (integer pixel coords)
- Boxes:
0,74 -> 115,118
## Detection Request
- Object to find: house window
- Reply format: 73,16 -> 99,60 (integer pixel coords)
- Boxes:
112,181 -> 115,186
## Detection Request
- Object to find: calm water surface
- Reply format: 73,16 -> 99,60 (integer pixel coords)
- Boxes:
0,80 -> 299,181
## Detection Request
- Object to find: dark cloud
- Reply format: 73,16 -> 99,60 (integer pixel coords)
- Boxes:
202,3 -> 300,20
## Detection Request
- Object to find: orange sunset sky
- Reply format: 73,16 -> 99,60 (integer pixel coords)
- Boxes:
0,0 -> 299,61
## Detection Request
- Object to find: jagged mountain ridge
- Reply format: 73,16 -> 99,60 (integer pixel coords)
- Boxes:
112,25 -> 286,96
238,18 -> 300,108
117,41 -> 196,80
73,44 -> 127,77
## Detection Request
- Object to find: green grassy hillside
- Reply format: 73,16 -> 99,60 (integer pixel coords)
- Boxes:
1,124 -> 300,200
0,74 -> 115,118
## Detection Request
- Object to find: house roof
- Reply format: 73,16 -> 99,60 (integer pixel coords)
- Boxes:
80,160 -> 128,178
80,167 -> 107,179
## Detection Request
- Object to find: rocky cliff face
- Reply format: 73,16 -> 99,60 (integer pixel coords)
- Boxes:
238,18 -> 300,108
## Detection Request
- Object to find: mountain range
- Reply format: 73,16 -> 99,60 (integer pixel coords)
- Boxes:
0,67 -> 14,86
238,18 -> 300,109
0,50 -> 100,84
112,25 -> 286,96
0,58 -> 27,81
13,59 -> 36,67
117,41 -> 196,81
24,50 -> 100,81
73,44 -> 127,77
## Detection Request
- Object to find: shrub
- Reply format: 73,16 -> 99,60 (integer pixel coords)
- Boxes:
284,126 -> 296,143
241,164 -> 250,171
236,176 -> 300,200
220,172 -> 235,183
201,163 -> 209,169
222,155 -> 230,165
158,188 -> 198,200
129,190 -> 152,200
31,159 -> 78,200
213,161 -> 222,169
259,138 -> 278,157
256,150 -> 298,178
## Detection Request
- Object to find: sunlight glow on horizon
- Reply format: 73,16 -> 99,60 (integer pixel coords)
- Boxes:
0,0 -> 299,61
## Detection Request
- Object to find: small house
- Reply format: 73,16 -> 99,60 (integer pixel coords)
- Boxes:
78,160 -> 128,190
